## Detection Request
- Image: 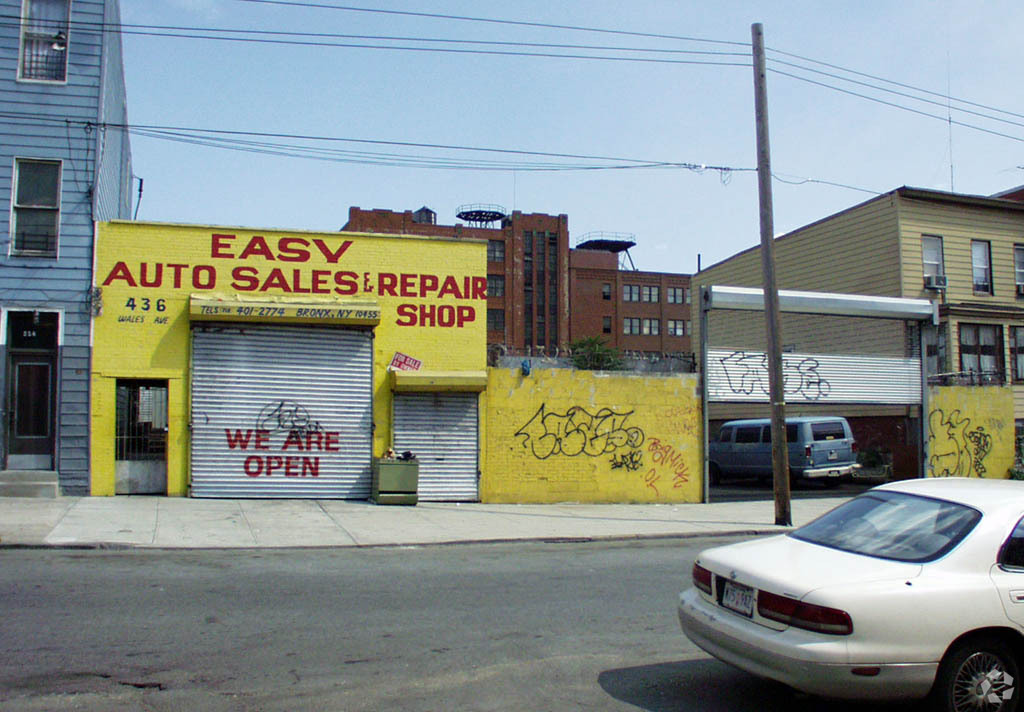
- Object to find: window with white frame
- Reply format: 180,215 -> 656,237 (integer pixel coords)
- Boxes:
19,0 -> 70,82
922,235 -> 944,277
641,285 -> 659,303
1015,246 -> 1024,295
623,285 -> 640,302
642,318 -> 659,335
623,317 -> 640,335
601,283 -> 611,300
668,319 -> 686,336
972,240 -> 993,294
602,316 -> 611,334
667,287 -> 685,304
12,158 -> 61,256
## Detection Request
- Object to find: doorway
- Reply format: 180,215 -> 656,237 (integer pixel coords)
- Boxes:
115,380 -> 168,494
6,312 -> 58,470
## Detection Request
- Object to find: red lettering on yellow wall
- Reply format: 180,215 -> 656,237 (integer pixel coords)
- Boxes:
168,264 -> 188,288
333,272 -> 358,295
313,239 -> 351,263
277,238 -> 311,262
239,236 -> 275,261
139,263 -> 162,288
211,233 -> 235,258
419,274 -> 438,297
231,266 -> 260,291
472,276 -> 487,300
438,276 -> 463,299
192,265 -> 217,290
102,261 -> 137,287
395,304 -> 476,328
378,273 -> 398,296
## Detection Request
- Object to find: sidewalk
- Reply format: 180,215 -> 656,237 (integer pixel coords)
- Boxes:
0,496 -> 848,549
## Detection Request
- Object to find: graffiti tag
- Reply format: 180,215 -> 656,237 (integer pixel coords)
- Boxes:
719,351 -> 831,401
610,449 -> 645,472
928,408 -> 992,478
647,438 -> 690,487
514,405 -> 645,460
256,400 -> 324,438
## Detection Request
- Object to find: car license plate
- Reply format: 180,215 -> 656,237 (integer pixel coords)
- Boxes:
721,581 -> 754,617
828,449 -> 838,461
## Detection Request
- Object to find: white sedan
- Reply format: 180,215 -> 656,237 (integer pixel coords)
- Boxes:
678,477 -> 1024,711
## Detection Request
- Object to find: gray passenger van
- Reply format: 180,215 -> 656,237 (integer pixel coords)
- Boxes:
708,416 -> 860,485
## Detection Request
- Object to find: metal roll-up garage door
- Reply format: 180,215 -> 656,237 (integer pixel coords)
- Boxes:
190,325 -> 373,498
393,393 -> 478,501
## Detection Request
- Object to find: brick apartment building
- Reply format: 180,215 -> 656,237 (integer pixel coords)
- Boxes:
570,244 -> 694,355
343,206 -> 693,358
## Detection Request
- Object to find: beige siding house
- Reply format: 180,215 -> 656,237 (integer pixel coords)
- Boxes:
696,186 -> 1024,475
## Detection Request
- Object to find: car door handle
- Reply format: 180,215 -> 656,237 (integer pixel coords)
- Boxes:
1009,590 -> 1024,603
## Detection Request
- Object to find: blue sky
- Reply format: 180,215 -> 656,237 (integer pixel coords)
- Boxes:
119,1 -> 1024,273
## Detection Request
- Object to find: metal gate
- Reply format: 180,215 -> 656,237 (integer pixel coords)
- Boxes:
393,392 -> 479,501
115,379 -> 168,494
190,325 -> 373,498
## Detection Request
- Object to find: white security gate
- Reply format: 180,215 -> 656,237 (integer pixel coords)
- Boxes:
190,325 -> 373,498
393,392 -> 479,501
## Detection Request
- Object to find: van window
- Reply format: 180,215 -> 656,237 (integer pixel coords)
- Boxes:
764,423 -> 799,442
735,426 -> 761,443
811,421 -> 846,441
718,427 -> 733,443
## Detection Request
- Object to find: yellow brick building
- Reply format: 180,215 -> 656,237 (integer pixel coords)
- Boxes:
92,221 -> 487,498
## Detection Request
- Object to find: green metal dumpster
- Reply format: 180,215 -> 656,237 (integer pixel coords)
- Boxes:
371,458 -> 419,505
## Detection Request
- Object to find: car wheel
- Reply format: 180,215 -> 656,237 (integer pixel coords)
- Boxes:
709,463 -> 721,486
931,635 -> 1019,712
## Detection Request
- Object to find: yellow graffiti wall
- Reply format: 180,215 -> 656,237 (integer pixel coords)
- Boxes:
926,385 -> 1014,479
482,369 -> 703,503
92,221 -> 485,495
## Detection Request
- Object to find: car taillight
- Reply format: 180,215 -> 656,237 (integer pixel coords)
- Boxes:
851,440 -> 858,453
757,590 -> 852,635
692,563 -> 713,595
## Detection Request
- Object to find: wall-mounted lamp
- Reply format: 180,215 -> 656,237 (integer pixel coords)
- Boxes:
51,31 -> 66,52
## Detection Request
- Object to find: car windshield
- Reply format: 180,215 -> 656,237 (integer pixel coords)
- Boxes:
791,491 -> 981,562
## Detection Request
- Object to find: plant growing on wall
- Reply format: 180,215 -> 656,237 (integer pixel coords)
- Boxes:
569,337 -> 624,371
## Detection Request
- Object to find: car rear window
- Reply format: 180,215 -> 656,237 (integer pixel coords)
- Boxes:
811,421 -> 846,441
791,491 -> 981,563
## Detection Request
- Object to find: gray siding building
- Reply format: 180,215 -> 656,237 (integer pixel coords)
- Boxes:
1,0 -> 132,493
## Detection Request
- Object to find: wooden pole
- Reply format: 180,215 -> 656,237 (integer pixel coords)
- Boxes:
751,23 -> 791,526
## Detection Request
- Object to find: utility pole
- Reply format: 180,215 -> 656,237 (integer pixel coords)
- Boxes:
751,23 -> 791,526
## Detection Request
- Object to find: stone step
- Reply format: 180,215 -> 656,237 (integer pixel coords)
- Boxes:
0,471 -> 59,498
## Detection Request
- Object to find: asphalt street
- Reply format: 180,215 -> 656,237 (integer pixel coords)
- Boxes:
1,538 -> 924,712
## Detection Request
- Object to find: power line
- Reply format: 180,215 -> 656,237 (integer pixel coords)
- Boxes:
232,0 -> 750,48
770,69 -> 1024,144
768,57 -> 1024,131
768,45 -> 1024,123
0,17 -> 749,59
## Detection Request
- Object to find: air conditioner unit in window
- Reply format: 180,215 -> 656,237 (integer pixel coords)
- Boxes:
924,274 -> 947,290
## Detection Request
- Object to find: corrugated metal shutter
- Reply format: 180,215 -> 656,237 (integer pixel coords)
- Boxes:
393,393 -> 478,501
190,325 -> 373,498
706,349 -> 921,404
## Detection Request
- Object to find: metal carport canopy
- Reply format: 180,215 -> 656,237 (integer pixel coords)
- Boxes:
702,285 -> 938,323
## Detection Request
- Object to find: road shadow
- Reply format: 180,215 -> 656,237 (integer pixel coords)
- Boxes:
597,659 -> 926,712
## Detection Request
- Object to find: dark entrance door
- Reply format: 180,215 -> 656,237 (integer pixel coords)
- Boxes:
6,312 -> 58,470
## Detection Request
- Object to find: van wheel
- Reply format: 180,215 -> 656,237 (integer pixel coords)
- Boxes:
930,635 -> 1019,712
709,464 -> 721,486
